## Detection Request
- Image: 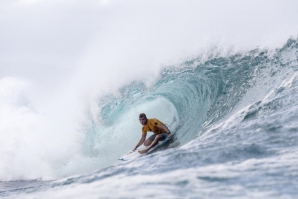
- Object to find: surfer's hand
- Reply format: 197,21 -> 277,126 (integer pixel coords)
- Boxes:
167,133 -> 172,138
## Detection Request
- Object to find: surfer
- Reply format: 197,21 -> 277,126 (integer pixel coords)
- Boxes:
133,113 -> 172,154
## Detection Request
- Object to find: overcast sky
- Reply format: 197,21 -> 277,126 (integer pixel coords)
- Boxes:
0,0 -> 298,110
1,0 -> 298,84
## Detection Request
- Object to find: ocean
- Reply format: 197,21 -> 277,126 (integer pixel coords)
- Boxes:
1,1 -> 298,198
1,38 -> 298,198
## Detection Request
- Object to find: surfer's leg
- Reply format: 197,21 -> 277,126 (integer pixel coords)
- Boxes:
144,134 -> 156,146
139,134 -> 162,154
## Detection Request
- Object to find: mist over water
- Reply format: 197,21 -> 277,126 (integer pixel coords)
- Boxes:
1,0 -> 298,198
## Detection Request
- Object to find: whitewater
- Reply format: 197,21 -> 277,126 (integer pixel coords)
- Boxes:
1,0 -> 298,198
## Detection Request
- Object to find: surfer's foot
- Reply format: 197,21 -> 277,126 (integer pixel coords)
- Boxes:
138,149 -> 148,154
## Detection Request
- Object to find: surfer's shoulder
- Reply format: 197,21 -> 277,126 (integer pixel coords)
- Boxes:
152,118 -> 162,124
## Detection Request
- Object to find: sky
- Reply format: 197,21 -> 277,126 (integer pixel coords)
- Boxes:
1,0 -> 298,86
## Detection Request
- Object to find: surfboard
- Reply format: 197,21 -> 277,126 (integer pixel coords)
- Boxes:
118,132 -> 175,161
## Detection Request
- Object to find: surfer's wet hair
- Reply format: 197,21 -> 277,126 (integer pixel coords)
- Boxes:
139,113 -> 147,119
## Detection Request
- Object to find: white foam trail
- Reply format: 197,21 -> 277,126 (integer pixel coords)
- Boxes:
0,77 -> 85,180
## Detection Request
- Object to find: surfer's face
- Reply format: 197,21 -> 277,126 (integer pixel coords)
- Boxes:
139,117 -> 147,125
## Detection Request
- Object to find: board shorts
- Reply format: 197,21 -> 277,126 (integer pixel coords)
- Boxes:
148,133 -> 168,142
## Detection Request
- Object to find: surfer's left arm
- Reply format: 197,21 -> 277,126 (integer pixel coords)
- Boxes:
156,124 -> 172,138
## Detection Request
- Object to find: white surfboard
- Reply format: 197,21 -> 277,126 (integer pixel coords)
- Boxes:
118,132 -> 175,161
118,146 -> 147,161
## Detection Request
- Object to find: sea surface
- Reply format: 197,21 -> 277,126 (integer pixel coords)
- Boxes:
1,39 -> 298,198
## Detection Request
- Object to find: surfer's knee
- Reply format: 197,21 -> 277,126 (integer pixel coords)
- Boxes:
155,134 -> 162,140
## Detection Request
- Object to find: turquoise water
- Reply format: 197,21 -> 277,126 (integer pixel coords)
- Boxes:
1,38 -> 298,198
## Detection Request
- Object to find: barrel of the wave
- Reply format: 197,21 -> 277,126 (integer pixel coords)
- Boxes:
119,114 -> 175,161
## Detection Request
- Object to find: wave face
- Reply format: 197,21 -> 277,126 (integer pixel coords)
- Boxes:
2,38 -> 298,198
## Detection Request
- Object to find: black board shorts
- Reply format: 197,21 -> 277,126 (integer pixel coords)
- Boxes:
148,133 -> 168,142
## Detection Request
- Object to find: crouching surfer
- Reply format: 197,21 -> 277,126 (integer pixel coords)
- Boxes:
132,113 -> 172,154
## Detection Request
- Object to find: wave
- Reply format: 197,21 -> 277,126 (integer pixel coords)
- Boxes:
0,38 -> 297,181
80,38 -> 298,173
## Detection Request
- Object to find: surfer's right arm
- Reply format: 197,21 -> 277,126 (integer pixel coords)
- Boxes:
133,132 -> 147,151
